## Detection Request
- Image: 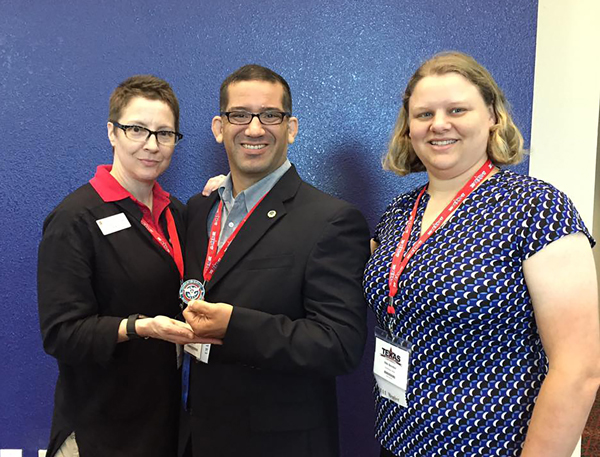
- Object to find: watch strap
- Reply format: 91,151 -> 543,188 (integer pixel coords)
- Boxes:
126,314 -> 142,340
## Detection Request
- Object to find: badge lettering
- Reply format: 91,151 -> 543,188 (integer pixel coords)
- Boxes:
381,347 -> 403,366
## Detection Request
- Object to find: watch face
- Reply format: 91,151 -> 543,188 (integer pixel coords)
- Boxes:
179,279 -> 205,304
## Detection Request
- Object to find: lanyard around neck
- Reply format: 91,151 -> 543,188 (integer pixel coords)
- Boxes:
203,194 -> 268,283
140,207 -> 184,280
386,160 -> 494,315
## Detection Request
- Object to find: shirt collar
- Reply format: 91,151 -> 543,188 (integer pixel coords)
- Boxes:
218,160 -> 291,212
89,165 -> 171,216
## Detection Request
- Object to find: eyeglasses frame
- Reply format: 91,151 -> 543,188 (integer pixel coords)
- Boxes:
220,110 -> 292,126
110,121 -> 183,145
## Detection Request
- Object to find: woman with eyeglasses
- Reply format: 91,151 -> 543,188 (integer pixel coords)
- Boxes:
38,75 -> 218,456
364,52 -> 600,456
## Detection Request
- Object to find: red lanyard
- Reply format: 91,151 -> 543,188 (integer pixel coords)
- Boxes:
140,208 -> 184,280
203,194 -> 267,283
387,160 -> 494,314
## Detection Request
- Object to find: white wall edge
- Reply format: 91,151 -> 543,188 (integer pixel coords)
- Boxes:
530,0 -> 600,228
530,1 -> 600,456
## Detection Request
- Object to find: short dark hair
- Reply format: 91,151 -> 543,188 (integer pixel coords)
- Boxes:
109,75 -> 180,132
219,65 -> 292,113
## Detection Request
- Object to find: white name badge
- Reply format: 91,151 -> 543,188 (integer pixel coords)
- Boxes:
96,213 -> 131,235
373,327 -> 411,407
184,343 -> 211,363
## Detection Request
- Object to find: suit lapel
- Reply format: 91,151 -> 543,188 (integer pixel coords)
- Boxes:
204,166 -> 302,293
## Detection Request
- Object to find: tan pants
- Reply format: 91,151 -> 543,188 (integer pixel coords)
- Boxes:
55,432 -> 79,457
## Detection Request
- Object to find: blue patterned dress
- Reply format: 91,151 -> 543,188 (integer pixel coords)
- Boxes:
363,170 -> 593,456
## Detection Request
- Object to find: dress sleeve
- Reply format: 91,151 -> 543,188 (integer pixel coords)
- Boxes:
37,207 -> 122,366
519,184 -> 595,260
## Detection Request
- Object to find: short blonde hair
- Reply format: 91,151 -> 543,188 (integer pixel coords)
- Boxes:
384,52 -> 524,176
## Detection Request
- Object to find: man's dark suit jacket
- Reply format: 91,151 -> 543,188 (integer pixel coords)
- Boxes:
184,166 -> 370,457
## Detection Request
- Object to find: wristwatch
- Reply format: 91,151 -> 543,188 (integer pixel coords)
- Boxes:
126,314 -> 146,340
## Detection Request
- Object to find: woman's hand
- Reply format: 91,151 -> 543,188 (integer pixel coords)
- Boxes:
119,315 -> 222,345
370,238 -> 380,254
202,174 -> 227,196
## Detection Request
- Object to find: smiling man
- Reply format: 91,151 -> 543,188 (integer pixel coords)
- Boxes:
181,65 -> 370,457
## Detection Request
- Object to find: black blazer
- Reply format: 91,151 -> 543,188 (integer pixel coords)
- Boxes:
38,183 -> 184,457
184,166 -> 370,457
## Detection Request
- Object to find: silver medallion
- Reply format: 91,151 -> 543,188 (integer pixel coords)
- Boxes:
179,279 -> 205,304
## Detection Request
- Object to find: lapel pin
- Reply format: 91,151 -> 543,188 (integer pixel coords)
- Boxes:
267,210 -> 277,218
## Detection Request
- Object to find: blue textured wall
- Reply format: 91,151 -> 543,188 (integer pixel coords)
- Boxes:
0,1 -> 537,454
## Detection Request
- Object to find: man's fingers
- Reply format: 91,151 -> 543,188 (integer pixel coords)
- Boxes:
186,299 -> 208,313
189,337 -> 223,345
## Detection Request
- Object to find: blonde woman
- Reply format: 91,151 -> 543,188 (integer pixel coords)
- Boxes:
365,52 -> 600,456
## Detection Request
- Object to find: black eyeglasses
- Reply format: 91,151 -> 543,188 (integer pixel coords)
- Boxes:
111,121 -> 183,146
221,111 -> 291,125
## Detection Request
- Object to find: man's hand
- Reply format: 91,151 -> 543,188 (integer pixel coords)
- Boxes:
183,300 -> 233,339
